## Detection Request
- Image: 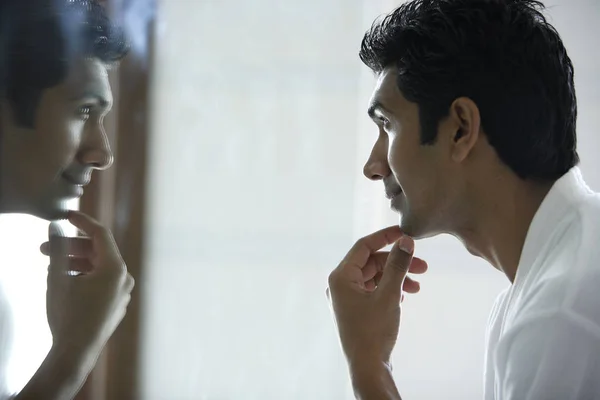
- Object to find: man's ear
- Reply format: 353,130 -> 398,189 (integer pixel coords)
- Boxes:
446,97 -> 481,162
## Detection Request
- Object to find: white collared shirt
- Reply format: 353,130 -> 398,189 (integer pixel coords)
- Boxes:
484,167 -> 600,400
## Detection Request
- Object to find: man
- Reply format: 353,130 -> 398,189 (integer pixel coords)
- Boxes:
328,0 -> 600,399
0,1 -> 134,398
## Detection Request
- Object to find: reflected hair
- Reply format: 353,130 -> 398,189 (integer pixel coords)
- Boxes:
360,0 -> 578,181
0,0 -> 129,127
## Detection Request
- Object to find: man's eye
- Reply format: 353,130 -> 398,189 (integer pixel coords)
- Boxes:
77,106 -> 92,120
382,119 -> 391,129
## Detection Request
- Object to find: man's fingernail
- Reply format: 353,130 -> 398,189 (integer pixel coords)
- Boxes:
397,235 -> 414,254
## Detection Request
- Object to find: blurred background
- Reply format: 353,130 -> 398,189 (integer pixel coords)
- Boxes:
0,0 -> 598,399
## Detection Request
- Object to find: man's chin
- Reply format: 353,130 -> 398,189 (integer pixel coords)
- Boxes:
398,213 -> 426,240
0,191 -> 77,220
399,215 -> 442,240
24,208 -> 69,222
41,209 -> 70,222
398,218 -> 415,237
29,199 -> 74,221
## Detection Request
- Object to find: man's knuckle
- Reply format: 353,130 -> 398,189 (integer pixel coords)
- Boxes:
126,274 -> 135,291
328,272 -> 341,289
327,272 -> 336,287
105,263 -> 127,281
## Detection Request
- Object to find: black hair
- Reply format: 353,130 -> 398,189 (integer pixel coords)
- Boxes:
0,0 -> 129,127
360,0 -> 578,181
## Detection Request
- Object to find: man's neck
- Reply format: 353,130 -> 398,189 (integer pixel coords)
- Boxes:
452,173 -> 554,283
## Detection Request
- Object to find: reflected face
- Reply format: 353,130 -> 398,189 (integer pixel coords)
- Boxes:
0,58 -> 114,220
363,67 -> 455,238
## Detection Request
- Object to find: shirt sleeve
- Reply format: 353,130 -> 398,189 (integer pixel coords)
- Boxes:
494,310 -> 600,400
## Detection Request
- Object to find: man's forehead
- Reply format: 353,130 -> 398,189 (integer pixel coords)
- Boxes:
369,68 -> 402,111
375,68 -> 397,91
63,58 -> 112,98
67,58 -> 109,84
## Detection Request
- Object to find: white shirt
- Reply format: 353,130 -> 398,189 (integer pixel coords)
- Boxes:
0,284 -> 12,399
484,167 -> 600,400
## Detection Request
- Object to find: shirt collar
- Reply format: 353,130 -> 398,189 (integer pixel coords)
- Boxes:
515,167 -> 594,284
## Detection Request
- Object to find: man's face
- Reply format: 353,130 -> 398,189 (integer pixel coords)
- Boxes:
363,68 -> 459,239
0,57 -> 114,220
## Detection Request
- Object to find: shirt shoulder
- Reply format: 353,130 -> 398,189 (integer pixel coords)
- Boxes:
492,193 -> 600,399
494,310 -> 600,400
514,193 -> 600,324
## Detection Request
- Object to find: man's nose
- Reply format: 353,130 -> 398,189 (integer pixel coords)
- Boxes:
363,146 -> 391,181
78,125 -> 114,170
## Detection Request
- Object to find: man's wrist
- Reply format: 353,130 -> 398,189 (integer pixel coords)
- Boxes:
349,360 -> 401,400
47,339 -> 103,382
350,359 -> 391,386
14,343 -> 98,399
46,345 -> 89,383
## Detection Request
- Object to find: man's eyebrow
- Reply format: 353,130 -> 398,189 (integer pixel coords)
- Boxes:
367,100 -> 392,119
71,92 -> 110,107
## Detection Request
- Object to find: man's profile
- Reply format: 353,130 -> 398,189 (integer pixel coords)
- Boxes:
0,1 -> 134,398
328,1 -> 600,399
0,0 -> 127,220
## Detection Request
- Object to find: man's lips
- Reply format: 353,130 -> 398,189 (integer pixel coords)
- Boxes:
62,174 -> 90,186
385,189 -> 402,200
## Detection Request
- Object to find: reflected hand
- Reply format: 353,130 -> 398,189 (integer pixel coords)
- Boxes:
40,211 -> 134,362
327,225 -> 426,373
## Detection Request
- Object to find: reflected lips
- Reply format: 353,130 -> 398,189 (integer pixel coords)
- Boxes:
62,174 -> 90,186
62,174 -> 90,197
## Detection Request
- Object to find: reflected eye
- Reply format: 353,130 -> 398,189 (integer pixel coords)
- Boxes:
77,106 -> 92,121
382,118 -> 391,130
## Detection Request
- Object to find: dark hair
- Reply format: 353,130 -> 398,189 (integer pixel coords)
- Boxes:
360,0 -> 578,181
0,0 -> 129,127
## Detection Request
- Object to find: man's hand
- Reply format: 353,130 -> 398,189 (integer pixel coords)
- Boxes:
15,211 -> 135,400
41,210 -> 135,357
327,226 -> 426,399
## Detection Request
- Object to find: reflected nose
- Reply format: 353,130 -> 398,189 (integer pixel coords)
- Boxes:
78,124 -> 114,170
363,143 -> 391,181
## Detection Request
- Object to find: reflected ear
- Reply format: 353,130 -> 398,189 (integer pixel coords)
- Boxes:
448,97 -> 481,162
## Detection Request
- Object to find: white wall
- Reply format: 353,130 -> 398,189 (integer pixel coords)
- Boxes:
140,1 -> 599,399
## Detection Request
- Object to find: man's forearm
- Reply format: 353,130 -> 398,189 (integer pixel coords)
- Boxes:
351,362 -> 402,400
14,345 -> 98,400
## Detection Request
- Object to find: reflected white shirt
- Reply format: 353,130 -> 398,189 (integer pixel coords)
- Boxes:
484,167 -> 600,400
0,284 -> 12,399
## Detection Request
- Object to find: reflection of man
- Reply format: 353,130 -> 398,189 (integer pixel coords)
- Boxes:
328,0 -> 600,399
0,1 -> 134,398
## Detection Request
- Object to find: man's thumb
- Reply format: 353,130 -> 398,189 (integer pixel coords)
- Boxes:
378,235 -> 414,298
49,222 -> 65,239
47,222 -> 67,274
